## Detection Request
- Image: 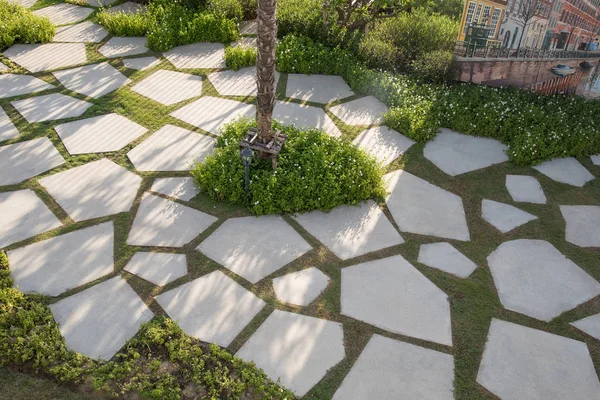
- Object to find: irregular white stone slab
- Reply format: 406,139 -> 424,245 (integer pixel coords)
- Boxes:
418,242 -> 477,278
3,43 -> 87,73
505,175 -> 546,204
0,190 -> 61,249
124,252 -> 187,286
560,205 -> 600,247
164,43 -> 226,69
329,96 -> 388,126
231,36 -> 256,48
85,0 -> 118,6
0,107 -> 19,142
132,70 -> 203,105
353,126 -> 415,167
54,62 -> 132,99
341,255 -> 452,346
170,97 -> 255,136
487,239 -> 600,321
533,157 -> 594,187
0,62 -> 7,72
423,129 -> 508,176
333,335 -> 454,400
155,270 -> 265,346
39,158 -> 142,222
127,194 -> 217,247
591,154 -> 600,165
197,216 -> 312,284
477,319 -> 600,400
54,21 -> 108,43
236,310 -> 344,397
11,93 -> 92,123
207,67 -> 279,97
286,74 -> 353,104
239,19 -> 257,35
385,169 -> 470,241
99,37 -> 149,59
34,3 -> 93,25
571,313 -> 600,340
55,113 -> 147,155
0,137 -> 65,186
482,199 -> 537,233
0,74 -> 55,99
50,276 -> 153,360
7,0 -> 37,8
293,200 -> 403,260
273,101 -> 342,137
105,1 -> 146,14
123,56 -> 160,71
127,124 -> 215,171
272,267 -> 330,306
150,177 -> 199,201
8,222 -> 114,296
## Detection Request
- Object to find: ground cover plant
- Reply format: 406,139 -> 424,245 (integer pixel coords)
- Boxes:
97,0 -> 240,51
0,0 -> 55,50
0,253 -> 293,400
276,35 -> 600,165
192,120 -> 386,215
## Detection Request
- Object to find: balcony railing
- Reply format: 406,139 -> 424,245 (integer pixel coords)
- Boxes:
455,41 -> 600,59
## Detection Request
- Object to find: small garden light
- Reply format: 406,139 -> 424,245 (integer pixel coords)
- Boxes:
240,146 -> 254,198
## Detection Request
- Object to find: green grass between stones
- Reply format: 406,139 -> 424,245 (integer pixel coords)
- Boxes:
0,32 -> 599,400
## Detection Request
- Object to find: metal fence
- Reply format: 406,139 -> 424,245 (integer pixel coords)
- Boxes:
455,41 -> 600,59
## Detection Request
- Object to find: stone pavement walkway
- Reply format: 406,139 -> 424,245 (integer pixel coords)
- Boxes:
1,8 -> 600,398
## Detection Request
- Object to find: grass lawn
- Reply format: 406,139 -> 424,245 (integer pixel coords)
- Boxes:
1,22 -> 599,399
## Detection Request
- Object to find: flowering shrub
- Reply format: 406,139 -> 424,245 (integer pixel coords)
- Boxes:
97,0 -> 239,52
207,0 -> 244,22
225,45 -> 256,70
191,119 -> 386,215
0,0 -> 55,50
276,35 -> 600,165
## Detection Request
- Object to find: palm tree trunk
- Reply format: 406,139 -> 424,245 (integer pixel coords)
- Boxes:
256,0 -> 277,143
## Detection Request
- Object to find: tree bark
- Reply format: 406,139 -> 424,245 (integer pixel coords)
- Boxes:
256,0 -> 277,143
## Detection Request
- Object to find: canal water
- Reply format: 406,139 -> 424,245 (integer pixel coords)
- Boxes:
579,65 -> 600,99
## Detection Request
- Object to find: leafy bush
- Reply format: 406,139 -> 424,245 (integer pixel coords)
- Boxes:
225,45 -> 256,70
207,0 -> 243,22
409,49 -> 456,82
0,254 -> 292,399
359,10 -> 458,72
239,0 -> 257,19
276,35 -> 600,165
97,0 -> 239,51
192,119 -> 386,215
0,0 -> 55,50
96,10 -> 151,37
277,0 -> 362,51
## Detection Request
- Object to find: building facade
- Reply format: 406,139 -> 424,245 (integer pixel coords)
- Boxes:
458,0 -> 508,44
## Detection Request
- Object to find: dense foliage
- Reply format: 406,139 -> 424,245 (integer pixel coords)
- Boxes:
0,0 -> 55,50
192,120 -> 386,215
276,35 -> 600,165
97,0 -> 239,51
225,45 -> 256,70
0,253 -> 292,400
359,10 -> 458,75
207,0 -> 244,22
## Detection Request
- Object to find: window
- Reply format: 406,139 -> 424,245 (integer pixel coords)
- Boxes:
464,2 -> 477,33
482,5 -> 491,24
489,8 -> 502,37
474,3 -> 483,24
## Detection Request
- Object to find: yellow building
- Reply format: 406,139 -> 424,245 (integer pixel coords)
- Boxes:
458,0 -> 507,44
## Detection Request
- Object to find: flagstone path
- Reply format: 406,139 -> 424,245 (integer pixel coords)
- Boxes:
1,11 -> 599,398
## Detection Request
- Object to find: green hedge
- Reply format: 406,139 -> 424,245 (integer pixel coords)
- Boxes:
276,35 -> 600,165
191,119 -> 386,215
225,45 -> 256,70
97,0 -> 239,52
0,252 -> 292,399
0,0 -> 55,51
